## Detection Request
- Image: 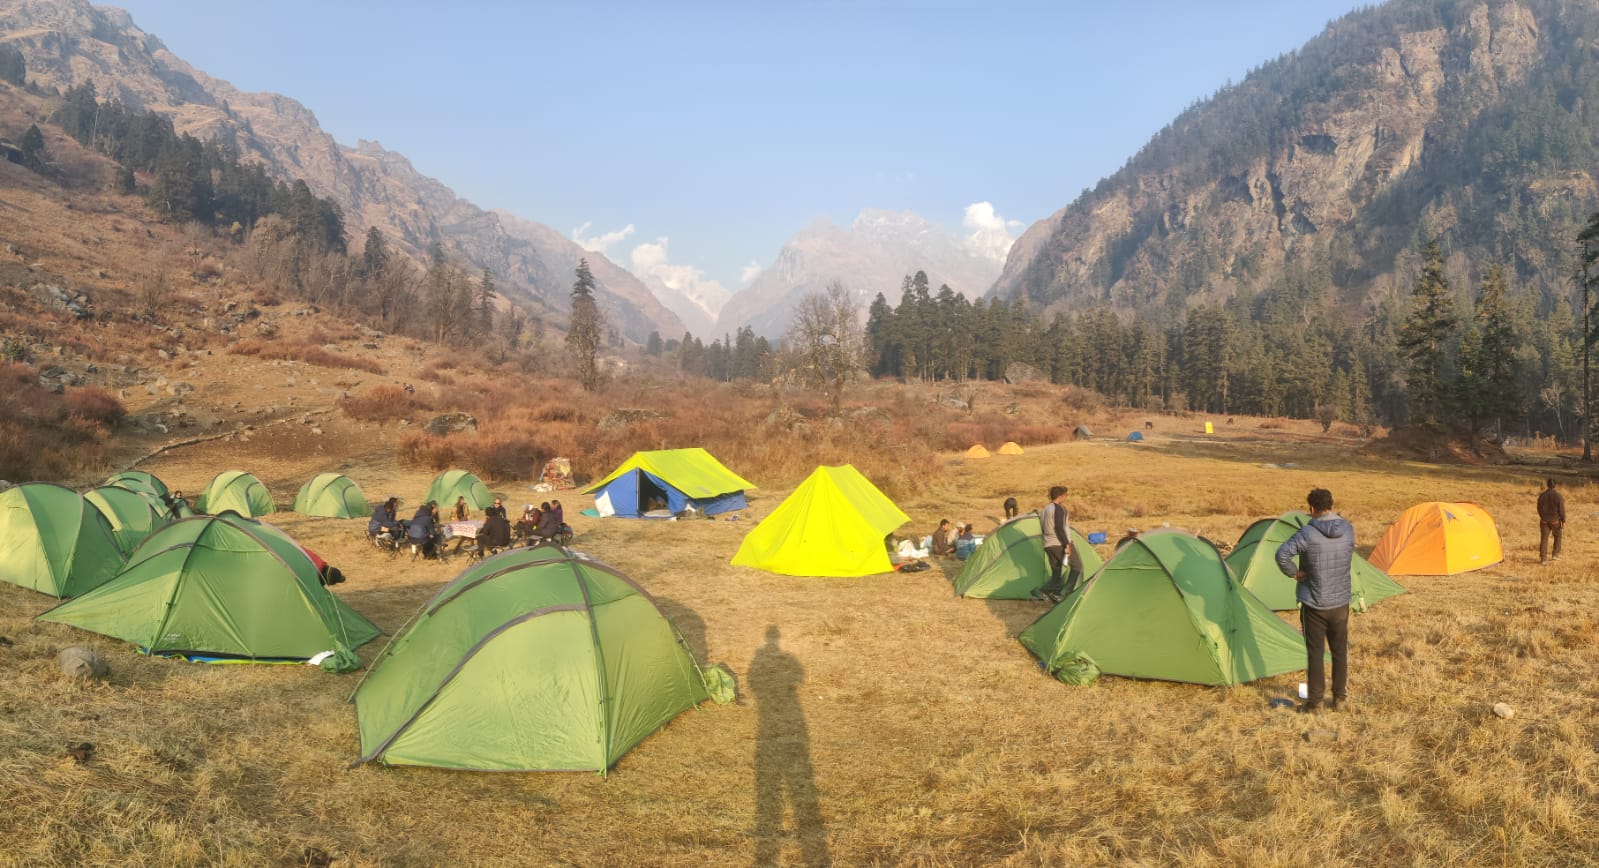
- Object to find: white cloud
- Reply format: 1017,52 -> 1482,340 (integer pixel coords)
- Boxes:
572,221 -> 635,254
630,237 -> 733,312
740,260 -> 763,285
962,202 -> 1023,264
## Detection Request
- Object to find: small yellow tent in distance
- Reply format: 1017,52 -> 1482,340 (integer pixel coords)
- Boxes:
964,445 -> 990,459
997,441 -> 1024,455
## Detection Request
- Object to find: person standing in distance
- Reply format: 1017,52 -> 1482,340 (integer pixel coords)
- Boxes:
1275,487 -> 1354,713
1538,478 -> 1566,565
1034,485 -> 1081,602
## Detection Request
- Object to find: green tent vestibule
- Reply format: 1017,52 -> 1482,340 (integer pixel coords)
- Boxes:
353,547 -> 717,772
1020,530 -> 1308,686
1227,511 -> 1406,612
39,512 -> 380,671
0,483 -> 125,598
84,485 -> 169,557
953,514 -> 1104,599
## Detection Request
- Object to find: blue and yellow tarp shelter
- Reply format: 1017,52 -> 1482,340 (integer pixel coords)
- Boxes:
585,448 -> 755,518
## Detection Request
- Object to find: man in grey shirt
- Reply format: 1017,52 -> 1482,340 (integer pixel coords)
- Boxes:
1034,485 -> 1083,602
1275,487 -> 1354,713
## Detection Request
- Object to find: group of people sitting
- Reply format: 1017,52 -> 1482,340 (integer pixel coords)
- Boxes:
367,494 -> 569,559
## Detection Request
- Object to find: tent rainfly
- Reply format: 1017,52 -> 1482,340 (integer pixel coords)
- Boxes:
293,473 -> 372,519
0,483 -> 124,598
423,470 -> 494,512
1072,425 -> 1094,441
585,448 -> 754,518
1368,501 -> 1503,576
352,547 -> 725,772
1227,511 -> 1406,612
1019,530 -> 1308,686
997,441 -> 1025,455
731,464 -> 909,577
1125,431 -> 1144,442
105,469 -> 171,499
953,514 -> 1104,599
39,512 -> 380,670
196,471 -> 275,517
84,485 -> 168,557
964,444 -> 991,459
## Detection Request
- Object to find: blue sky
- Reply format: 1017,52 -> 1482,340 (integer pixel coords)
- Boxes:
118,1 -> 1370,298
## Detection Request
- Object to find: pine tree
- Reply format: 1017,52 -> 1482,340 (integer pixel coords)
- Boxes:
0,44 -> 25,86
1398,241 -> 1458,424
19,124 -> 45,170
475,268 -> 496,339
646,330 -> 664,357
566,258 -> 605,391
1456,264 -> 1520,437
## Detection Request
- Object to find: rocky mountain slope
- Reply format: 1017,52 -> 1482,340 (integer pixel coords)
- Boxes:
719,209 -> 1003,339
995,0 -> 1599,322
0,0 -> 683,342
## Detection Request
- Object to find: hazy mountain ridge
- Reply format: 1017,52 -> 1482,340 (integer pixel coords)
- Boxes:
996,0 -> 1599,322
718,209 -> 1004,339
0,0 -> 684,341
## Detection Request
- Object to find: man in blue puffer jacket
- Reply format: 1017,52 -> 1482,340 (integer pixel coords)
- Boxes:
1275,487 -> 1354,714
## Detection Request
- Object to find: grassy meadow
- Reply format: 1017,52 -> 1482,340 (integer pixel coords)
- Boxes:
2,411 -> 1596,866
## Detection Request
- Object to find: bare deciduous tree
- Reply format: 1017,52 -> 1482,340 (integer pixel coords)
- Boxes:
786,280 -> 866,416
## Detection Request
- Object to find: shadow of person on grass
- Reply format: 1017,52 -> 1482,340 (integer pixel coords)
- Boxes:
750,625 -> 829,867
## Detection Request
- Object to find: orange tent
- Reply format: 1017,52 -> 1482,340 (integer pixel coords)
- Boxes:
1368,501 -> 1502,576
997,441 -> 1024,455
964,445 -> 991,459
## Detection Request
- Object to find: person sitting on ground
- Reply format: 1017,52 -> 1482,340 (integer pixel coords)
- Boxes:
534,501 -> 562,543
954,522 -> 979,559
931,519 -> 956,557
164,489 -> 192,520
369,496 -> 402,538
485,497 -> 508,521
517,503 -> 540,538
302,548 -> 346,586
454,496 -> 469,522
479,508 -> 512,552
408,500 -> 440,557
549,499 -> 565,526
1003,497 -> 1019,521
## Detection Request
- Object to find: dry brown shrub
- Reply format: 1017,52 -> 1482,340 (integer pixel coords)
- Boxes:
338,385 -> 431,422
229,339 -> 385,374
64,386 -> 126,429
0,364 -> 114,480
1258,418 -> 1287,429
307,323 -> 359,344
1203,490 -> 1266,516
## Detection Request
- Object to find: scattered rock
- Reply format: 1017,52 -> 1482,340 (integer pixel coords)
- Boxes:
156,349 -> 172,361
1302,728 -> 1340,743
425,412 -> 479,436
763,407 -> 809,433
0,636 -> 12,646
301,845 -> 332,868
1492,702 -> 1515,719
1004,362 -> 1046,384
599,408 -> 665,431
66,742 -> 95,764
58,646 -> 108,680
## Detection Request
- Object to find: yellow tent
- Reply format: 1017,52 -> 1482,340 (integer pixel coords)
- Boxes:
965,445 -> 991,459
731,465 -> 910,577
997,441 -> 1024,455
1368,501 -> 1502,576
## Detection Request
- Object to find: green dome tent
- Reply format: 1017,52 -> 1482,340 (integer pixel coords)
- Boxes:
953,514 -> 1104,599
731,465 -> 909,577
423,470 -> 493,512
105,469 -> 170,499
84,485 -> 168,557
293,473 -> 372,519
1019,530 -> 1308,686
39,513 -> 381,671
0,483 -> 125,598
1226,511 -> 1406,612
196,471 -> 276,517
353,547 -> 718,772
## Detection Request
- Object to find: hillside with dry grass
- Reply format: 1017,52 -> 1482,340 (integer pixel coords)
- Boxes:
3,44 -> 1599,868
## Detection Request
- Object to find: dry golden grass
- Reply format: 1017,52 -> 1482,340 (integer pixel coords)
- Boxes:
4,418 -> 1597,866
